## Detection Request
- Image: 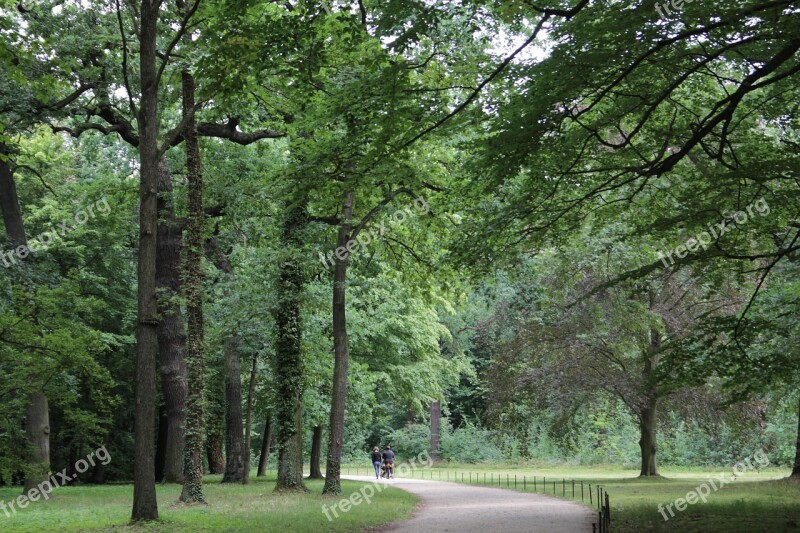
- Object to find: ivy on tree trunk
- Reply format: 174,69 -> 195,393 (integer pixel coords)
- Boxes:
179,69 -> 206,504
273,197 -> 308,492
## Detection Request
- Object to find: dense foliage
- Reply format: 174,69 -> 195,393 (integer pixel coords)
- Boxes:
0,0 -> 799,520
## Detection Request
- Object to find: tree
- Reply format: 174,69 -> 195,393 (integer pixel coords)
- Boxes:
131,0 -> 163,519
273,193 -> 309,491
178,67 -> 206,504
257,414 -> 273,477
155,158 -> 187,484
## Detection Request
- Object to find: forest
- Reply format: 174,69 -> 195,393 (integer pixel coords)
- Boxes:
1,0 -> 799,532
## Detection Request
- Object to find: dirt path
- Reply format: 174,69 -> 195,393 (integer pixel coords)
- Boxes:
344,475 -> 597,532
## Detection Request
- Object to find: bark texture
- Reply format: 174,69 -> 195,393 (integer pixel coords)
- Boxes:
206,430 -> 225,474
0,145 -> 27,245
639,327 -> 660,477
309,426 -> 324,479
156,158 -> 187,484
179,70 -> 206,504
273,199 -> 307,492
132,0 -> 160,520
22,393 -> 51,495
323,191 -> 355,495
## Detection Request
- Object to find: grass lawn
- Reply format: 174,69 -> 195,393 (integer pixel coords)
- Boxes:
0,473 -> 417,533
342,462 -> 800,532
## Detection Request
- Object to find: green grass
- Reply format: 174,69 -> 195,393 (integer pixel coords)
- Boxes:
342,462 -> 800,532
0,473 -> 418,533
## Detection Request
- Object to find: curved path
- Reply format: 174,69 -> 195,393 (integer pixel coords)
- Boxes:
343,475 -> 597,533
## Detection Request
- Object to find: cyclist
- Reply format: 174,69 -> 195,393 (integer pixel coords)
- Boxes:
381,445 -> 395,479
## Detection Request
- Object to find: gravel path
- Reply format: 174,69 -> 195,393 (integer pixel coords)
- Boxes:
343,475 -> 597,533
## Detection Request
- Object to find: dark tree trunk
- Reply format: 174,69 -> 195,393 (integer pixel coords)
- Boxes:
91,452 -> 107,485
639,327 -> 660,477
179,69 -> 206,504
273,199 -> 307,492
155,405 -> 168,482
156,158 -> 187,484
430,401 -> 441,461
323,190 -> 354,495
132,0 -> 161,520
22,393 -> 50,495
791,396 -> 800,478
0,145 -> 51,497
0,145 -> 27,245
221,333 -> 245,484
638,396 -> 658,476
243,353 -> 258,484
206,364 -> 225,474
206,431 -> 225,474
309,426 -> 324,479
257,415 -> 272,477
206,358 -> 226,475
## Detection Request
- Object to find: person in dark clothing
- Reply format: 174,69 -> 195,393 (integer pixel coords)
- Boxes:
381,445 -> 395,479
371,447 -> 382,479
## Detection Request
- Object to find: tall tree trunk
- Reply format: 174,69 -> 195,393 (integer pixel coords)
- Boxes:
791,396 -> 800,478
243,353 -> 258,484
156,158 -> 187,484
0,145 -> 51,496
179,69 -> 206,504
323,190 -> 354,495
221,333 -> 245,483
430,401 -> 441,461
273,199 -> 307,492
309,426 -> 324,479
206,430 -> 225,474
257,415 -> 272,477
132,0 -> 160,520
639,326 -> 660,477
22,393 -> 50,494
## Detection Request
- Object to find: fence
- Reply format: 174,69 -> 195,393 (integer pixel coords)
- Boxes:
343,467 -> 612,532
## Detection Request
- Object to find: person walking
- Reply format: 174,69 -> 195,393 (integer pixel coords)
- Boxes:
371,446 -> 382,479
382,445 -> 395,479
